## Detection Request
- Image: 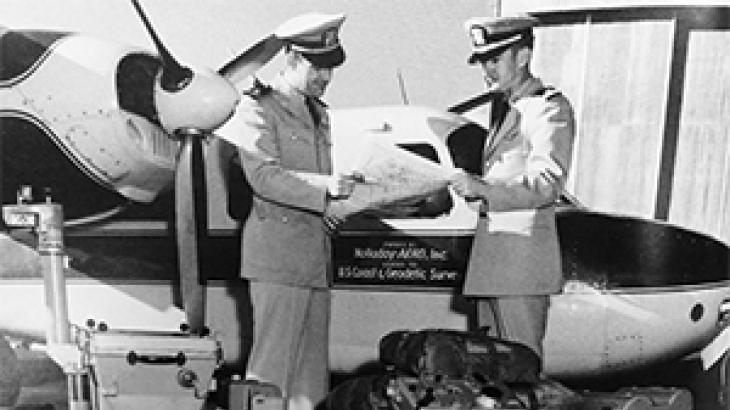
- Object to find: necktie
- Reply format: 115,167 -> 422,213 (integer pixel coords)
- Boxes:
305,96 -> 321,127
490,92 -> 510,132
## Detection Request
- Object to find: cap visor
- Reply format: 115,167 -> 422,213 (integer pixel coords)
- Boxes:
467,43 -> 512,64
302,46 -> 345,68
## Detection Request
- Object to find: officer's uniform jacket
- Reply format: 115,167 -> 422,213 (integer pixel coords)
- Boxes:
464,76 -> 575,296
216,74 -> 333,288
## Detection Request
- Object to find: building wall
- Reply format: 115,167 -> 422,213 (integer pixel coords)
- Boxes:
669,29 -> 730,241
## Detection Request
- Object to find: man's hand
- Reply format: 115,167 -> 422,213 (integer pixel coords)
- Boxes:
449,169 -> 486,201
329,172 -> 374,199
331,174 -> 357,198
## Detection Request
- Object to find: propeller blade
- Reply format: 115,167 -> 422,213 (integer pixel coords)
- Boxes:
128,1 -> 235,335
447,91 -> 498,114
130,0 -> 192,92
219,34 -> 284,84
175,131 -> 208,334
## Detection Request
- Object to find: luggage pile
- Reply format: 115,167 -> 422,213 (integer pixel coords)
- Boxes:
325,328 -> 580,410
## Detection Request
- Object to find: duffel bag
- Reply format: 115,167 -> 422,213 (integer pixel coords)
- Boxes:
378,328 -> 541,385
324,374 -> 481,410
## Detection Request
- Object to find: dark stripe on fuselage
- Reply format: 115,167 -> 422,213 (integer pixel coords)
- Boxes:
0,30 -> 68,84
0,208 -> 727,286
331,208 -> 730,290
556,208 -> 730,288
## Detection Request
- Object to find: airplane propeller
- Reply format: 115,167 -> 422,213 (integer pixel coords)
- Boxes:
130,0 -> 239,335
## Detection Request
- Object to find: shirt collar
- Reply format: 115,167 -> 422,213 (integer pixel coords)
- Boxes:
507,75 -> 543,104
272,73 -> 306,101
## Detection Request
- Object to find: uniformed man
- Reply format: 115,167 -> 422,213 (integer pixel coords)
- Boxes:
216,12 -> 366,410
449,15 -> 576,361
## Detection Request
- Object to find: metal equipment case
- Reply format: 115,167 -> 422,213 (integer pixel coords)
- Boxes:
85,329 -> 220,410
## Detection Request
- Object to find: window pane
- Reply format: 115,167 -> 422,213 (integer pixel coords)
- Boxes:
669,30 -> 730,242
532,20 -> 673,217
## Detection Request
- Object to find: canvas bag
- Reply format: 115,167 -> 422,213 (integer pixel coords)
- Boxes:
378,328 -> 541,385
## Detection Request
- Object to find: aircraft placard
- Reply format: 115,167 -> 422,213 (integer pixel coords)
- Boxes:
331,233 -> 472,289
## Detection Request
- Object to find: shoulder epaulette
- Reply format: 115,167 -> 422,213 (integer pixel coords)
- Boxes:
310,96 -> 328,109
243,77 -> 272,99
533,86 -> 561,100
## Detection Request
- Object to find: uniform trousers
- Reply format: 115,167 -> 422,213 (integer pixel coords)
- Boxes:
246,281 -> 330,410
475,295 -> 550,359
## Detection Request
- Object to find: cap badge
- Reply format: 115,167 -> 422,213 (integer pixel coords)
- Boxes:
323,29 -> 338,46
470,26 -> 487,47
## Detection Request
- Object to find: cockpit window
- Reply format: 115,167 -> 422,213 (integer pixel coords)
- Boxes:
399,143 -> 440,163
116,53 -> 161,125
0,30 -> 67,82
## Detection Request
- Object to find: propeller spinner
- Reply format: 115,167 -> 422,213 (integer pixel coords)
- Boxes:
130,0 -> 239,132
130,0 -> 239,334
